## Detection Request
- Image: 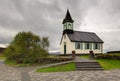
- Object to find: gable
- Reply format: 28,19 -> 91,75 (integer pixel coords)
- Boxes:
60,34 -> 71,45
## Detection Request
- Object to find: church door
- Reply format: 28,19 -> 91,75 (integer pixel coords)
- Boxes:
64,45 -> 66,54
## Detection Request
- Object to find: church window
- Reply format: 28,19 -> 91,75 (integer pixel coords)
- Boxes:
94,43 -> 100,50
85,43 -> 92,50
95,43 -> 98,49
77,43 -> 80,49
68,24 -> 71,29
86,43 -> 89,49
75,42 -> 83,49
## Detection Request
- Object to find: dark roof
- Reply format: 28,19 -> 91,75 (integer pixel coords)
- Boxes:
62,9 -> 74,24
67,31 -> 103,43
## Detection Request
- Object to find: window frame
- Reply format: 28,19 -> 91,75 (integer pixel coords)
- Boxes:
75,42 -> 83,50
77,43 -> 80,49
86,43 -> 89,49
95,43 -> 98,49
94,43 -> 100,50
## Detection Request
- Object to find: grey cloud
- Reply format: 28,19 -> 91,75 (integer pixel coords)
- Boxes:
100,31 -> 120,52
0,0 -> 120,52
0,36 -> 11,44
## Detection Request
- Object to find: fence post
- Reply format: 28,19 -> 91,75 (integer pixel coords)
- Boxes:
72,50 -> 76,60
89,50 -> 94,59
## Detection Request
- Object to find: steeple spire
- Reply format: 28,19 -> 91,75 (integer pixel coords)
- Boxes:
62,9 -> 74,24
62,9 -> 74,34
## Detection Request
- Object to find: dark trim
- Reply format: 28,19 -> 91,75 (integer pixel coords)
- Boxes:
71,41 -> 104,43
63,30 -> 74,35
60,34 -> 63,45
59,53 -> 103,56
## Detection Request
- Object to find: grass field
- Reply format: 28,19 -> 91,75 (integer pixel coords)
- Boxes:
80,54 -> 120,70
36,62 -> 76,72
2,53 -> 120,71
36,55 -> 120,72
107,53 -> 120,56
0,54 -> 6,60
80,55 -> 89,59
96,59 -> 120,70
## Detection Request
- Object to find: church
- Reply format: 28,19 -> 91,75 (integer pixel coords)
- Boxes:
60,10 -> 104,54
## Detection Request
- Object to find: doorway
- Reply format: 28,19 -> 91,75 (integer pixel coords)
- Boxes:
64,45 -> 66,54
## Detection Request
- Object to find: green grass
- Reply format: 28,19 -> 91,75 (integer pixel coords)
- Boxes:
36,62 -> 76,72
96,59 -> 120,70
80,55 -> 89,59
79,55 -> 120,70
5,60 -> 17,66
5,59 -> 56,67
4,53 -> 120,71
0,54 -> 6,60
107,53 -> 120,56
5,60 -> 33,67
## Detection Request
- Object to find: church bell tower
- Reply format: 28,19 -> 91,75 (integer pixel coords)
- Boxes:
62,9 -> 74,34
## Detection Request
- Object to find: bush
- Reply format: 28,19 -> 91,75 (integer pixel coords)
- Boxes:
37,57 -> 73,64
107,51 -> 120,54
4,31 -> 49,63
95,54 -> 120,60
23,57 -> 36,64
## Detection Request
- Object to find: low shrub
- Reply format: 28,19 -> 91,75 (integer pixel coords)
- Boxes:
95,54 -> 120,60
7,57 -> 73,64
22,57 -> 37,64
37,57 -> 73,64
107,51 -> 120,54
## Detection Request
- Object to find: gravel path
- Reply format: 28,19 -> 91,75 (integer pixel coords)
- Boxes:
0,59 -> 120,81
29,70 -> 120,81
0,60 -> 21,81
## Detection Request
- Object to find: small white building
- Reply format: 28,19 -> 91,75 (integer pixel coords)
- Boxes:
60,10 -> 104,54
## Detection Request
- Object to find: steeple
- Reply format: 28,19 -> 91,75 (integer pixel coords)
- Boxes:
62,9 -> 74,24
62,9 -> 74,34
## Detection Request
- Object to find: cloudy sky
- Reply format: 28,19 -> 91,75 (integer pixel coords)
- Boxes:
0,0 -> 120,53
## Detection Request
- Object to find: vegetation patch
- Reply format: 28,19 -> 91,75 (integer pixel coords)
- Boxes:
79,54 -> 120,70
3,31 -> 49,64
5,59 -> 33,67
80,55 -> 89,59
107,51 -> 120,54
37,57 -> 72,64
36,62 -> 76,72
95,53 -> 120,60
96,59 -> 120,70
0,54 -> 6,60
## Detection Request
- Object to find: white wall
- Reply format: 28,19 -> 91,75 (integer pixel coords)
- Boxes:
60,34 -> 73,54
60,34 -> 103,54
74,43 -> 103,54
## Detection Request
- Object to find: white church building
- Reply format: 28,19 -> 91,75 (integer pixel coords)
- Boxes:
60,10 -> 104,54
